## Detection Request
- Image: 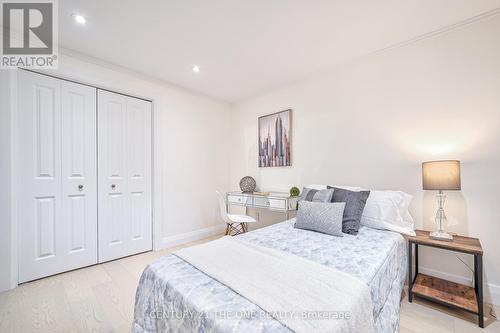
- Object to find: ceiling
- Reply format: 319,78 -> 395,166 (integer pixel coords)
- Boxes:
59,0 -> 500,102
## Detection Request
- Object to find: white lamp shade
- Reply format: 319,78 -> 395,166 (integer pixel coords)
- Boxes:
422,160 -> 461,190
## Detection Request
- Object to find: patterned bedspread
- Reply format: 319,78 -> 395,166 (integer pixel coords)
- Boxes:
132,219 -> 407,333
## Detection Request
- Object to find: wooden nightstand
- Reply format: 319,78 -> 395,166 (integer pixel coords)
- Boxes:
407,230 -> 484,328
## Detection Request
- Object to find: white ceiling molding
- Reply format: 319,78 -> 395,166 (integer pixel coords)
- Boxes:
369,6 -> 500,57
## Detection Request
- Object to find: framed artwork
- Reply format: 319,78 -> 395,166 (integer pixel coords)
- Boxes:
258,109 -> 292,167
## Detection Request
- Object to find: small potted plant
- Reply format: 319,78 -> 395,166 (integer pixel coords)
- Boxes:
289,186 -> 300,210
289,186 -> 300,197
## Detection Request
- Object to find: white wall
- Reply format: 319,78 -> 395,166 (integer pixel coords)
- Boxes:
0,50 -> 231,291
229,15 -> 500,304
0,71 -> 13,292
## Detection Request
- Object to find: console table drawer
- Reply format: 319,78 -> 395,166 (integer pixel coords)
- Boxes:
227,194 -> 250,205
252,197 -> 287,210
226,191 -> 296,219
268,198 -> 287,210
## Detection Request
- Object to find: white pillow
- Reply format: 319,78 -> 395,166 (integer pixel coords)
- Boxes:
307,184 -> 361,191
306,184 -> 328,190
361,190 -> 415,236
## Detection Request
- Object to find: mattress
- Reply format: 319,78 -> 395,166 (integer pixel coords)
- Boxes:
133,219 -> 407,333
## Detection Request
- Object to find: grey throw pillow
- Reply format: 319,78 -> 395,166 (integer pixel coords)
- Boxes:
294,201 -> 345,237
299,187 -> 334,203
328,186 -> 370,235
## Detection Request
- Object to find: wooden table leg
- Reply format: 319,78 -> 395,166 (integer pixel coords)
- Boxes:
408,241 -> 413,302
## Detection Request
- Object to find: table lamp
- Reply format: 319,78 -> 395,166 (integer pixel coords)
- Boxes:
422,160 -> 461,241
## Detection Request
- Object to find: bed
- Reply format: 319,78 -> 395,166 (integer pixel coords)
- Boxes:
132,218 -> 407,333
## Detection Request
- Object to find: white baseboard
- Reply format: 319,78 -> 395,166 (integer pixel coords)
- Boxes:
419,266 -> 473,285
159,224 -> 225,249
419,266 -> 500,306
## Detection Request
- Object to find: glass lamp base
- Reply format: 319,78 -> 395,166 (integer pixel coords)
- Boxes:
430,230 -> 453,241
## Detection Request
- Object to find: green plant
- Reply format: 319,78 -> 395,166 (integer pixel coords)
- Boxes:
289,186 -> 300,197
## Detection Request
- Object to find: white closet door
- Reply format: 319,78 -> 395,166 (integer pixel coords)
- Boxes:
61,80 -> 98,271
98,90 -> 152,262
18,71 -> 97,283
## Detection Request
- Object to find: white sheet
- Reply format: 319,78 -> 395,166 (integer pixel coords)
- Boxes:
174,236 -> 374,333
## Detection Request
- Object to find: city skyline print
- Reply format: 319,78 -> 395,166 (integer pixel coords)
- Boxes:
258,109 -> 292,167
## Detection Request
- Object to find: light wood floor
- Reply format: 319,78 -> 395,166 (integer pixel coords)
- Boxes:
0,235 -> 498,333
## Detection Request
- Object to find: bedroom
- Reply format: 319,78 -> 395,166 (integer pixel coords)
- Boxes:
0,0 -> 499,332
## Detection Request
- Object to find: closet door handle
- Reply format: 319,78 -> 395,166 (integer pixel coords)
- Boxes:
111,184 -> 116,190
78,185 -> 84,191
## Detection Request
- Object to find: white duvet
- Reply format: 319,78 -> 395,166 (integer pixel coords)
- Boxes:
174,236 -> 374,333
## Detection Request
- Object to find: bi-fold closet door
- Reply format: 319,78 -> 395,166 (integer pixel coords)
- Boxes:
97,90 -> 152,263
18,70 -> 98,283
18,70 -> 152,283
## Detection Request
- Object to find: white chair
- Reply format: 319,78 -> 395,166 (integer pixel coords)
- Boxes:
216,191 -> 256,236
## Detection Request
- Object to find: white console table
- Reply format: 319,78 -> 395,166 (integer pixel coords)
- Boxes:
226,191 -> 298,220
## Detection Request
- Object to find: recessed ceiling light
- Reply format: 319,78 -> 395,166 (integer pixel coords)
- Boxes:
71,13 -> 86,25
192,65 -> 200,73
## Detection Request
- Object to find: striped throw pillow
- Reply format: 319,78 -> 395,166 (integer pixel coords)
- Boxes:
299,187 -> 334,203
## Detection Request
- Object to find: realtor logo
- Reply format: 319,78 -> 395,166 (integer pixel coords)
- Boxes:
1,0 -> 58,68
